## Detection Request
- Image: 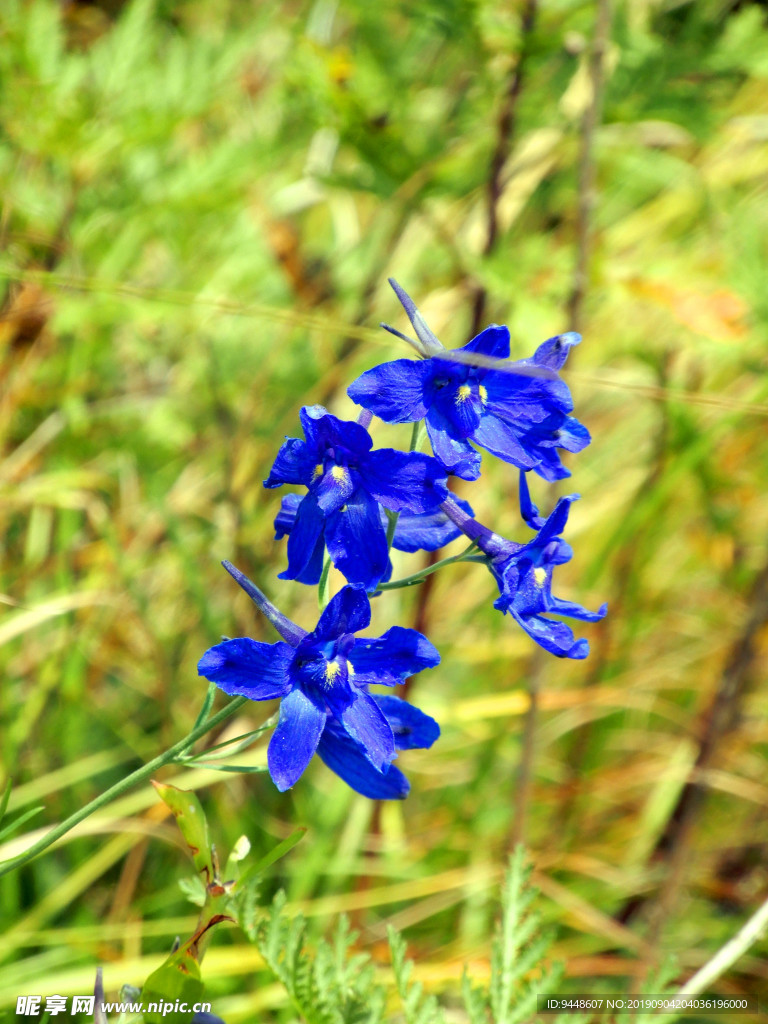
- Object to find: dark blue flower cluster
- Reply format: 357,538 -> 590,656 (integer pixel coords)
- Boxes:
264,404 -> 449,592
198,280 -> 605,798
200,564 -> 439,797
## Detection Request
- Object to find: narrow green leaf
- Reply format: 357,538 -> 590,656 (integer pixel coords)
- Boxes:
191,682 -> 217,732
0,779 -> 12,825
0,805 -> 44,843
241,827 -> 307,883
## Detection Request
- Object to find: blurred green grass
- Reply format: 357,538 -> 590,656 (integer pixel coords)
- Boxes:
2,0 -> 768,1019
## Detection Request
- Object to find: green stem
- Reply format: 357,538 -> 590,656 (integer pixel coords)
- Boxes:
385,509 -> 399,550
386,421 -> 422,552
0,695 -> 249,878
318,552 -> 333,609
179,713 -> 277,762
378,544 -> 479,590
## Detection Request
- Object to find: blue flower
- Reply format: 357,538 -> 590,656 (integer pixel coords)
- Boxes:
347,280 -> 589,481
274,492 -> 475,556
198,562 -> 440,795
441,487 -> 606,659
317,695 -> 440,799
264,404 -> 449,592
517,470 -> 573,566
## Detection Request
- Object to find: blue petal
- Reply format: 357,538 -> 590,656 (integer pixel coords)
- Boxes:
317,724 -> 410,799
198,639 -> 293,700
501,495 -> 577,581
339,689 -> 395,771
509,609 -> 589,659
510,413 -> 590,481
516,476 -> 576,561
359,449 -> 447,514
552,415 -> 591,453
350,626 -> 440,686
296,405 -> 335,451
462,324 -> 511,359
431,379 -> 484,438
391,496 -> 474,553
325,491 -> 390,592
425,407 -> 481,480
264,438 -> 316,489
508,562 -> 551,615
530,494 -> 578,549
551,540 -> 574,565
482,365 -> 573,418
300,405 -> 373,459
549,596 -> 607,623
274,493 -> 302,539
472,412 -> 540,470
281,495 -> 326,585
277,493 -> 475,555
347,358 -> 431,423
374,694 -> 440,750
527,447 -> 571,481
518,471 -> 543,529
312,584 -> 371,641
290,638 -> 353,703
267,687 -> 327,791
532,331 -> 581,370
490,558 -> 523,611
313,464 -> 356,514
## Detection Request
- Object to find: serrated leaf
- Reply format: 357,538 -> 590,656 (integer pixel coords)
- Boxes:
178,876 -> 207,908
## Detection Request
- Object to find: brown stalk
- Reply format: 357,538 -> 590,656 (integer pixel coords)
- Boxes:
469,0 -> 539,337
318,205 -> 414,406
566,0 -> 612,335
616,544 -> 768,928
510,0 -> 612,847
560,350 -> 672,834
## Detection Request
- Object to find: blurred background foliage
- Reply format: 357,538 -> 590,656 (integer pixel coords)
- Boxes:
2,0 -> 768,1018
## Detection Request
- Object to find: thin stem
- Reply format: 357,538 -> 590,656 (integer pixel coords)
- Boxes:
318,553 -> 333,609
193,681 -> 217,731
378,544 -> 478,590
179,713 -> 278,762
408,419 -> 422,451
385,509 -> 399,550
509,649 -> 543,849
655,893 -> 768,1023
0,695 -> 249,878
